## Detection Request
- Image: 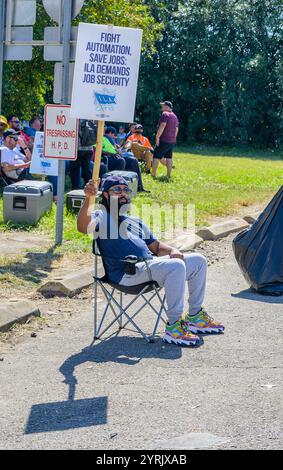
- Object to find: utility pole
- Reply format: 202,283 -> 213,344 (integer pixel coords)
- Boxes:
55,0 -> 72,245
0,0 -> 6,113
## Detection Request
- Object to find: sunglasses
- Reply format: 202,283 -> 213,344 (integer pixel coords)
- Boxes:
108,187 -> 132,195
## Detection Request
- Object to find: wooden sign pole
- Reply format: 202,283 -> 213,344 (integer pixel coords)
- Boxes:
88,119 -> 105,212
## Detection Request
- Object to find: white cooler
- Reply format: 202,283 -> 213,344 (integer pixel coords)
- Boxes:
3,180 -> 53,224
66,189 -> 102,213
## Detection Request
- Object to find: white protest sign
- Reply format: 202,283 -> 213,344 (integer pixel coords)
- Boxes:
70,23 -> 143,122
44,104 -> 78,160
30,131 -> 58,176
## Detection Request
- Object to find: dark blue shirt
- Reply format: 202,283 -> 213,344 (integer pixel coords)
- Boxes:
125,131 -> 132,140
92,210 -> 156,283
24,127 -> 36,137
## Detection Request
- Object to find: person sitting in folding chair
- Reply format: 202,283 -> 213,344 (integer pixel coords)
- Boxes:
77,175 -> 224,346
0,129 -> 31,184
125,124 -> 153,174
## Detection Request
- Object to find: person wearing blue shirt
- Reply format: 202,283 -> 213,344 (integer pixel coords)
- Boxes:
24,116 -> 41,138
77,175 -> 225,347
104,126 -> 117,146
116,126 -> 126,145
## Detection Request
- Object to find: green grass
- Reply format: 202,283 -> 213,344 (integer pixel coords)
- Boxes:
134,145 -> 282,228
0,145 -> 282,253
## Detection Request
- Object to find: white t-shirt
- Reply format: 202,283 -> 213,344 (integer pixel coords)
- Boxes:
0,145 -> 26,179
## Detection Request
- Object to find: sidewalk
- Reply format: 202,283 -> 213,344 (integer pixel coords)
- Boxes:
0,235 -> 281,450
0,231 -> 50,256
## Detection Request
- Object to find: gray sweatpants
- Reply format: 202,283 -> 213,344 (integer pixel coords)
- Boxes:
120,253 -> 207,324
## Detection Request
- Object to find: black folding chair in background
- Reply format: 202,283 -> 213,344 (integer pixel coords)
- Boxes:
91,240 -> 167,346
0,149 -> 12,193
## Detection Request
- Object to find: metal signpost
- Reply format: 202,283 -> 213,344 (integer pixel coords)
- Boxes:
0,0 -> 5,113
0,0 -> 84,244
53,62 -> 74,104
55,0 -> 72,245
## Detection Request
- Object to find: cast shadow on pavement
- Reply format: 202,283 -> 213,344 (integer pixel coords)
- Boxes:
232,289 -> 283,304
25,344 -> 108,434
24,335 -> 203,435
25,344 -> 109,435
58,334 -> 203,402
25,396 -> 108,435
61,334 -> 186,371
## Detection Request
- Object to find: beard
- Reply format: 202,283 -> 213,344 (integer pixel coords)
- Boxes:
118,195 -> 130,207
103,194 -> 130,212
117,196 -> 131,226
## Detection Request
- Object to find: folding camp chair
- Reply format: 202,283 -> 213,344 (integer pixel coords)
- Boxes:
91,240 -> 167,345
123,141 -> 151,173
0,168 -> 9,193
0,148 -> 28,192
0,149 -> 13,193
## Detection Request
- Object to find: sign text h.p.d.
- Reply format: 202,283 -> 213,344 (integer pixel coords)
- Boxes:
44,104 -> 78,160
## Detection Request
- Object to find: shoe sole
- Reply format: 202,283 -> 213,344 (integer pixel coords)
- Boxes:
163,334 -> 198,346
189,325 -> 225,334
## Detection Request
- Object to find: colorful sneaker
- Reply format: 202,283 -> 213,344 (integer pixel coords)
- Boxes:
163,320 -> 200,346
185,308 -> 225,334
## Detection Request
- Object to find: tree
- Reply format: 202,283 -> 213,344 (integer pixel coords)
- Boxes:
2,0 -> 282,147
136,0 -> 283,147
2,0 -> 162,119
2,2 -> 54,118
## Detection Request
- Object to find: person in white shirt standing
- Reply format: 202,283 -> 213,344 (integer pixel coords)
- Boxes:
0,129 -> 31,182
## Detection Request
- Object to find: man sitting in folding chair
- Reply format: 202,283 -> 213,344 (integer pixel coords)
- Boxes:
77,175 -> 225,346
125,124 -> 153,174
0,129 -> 31,184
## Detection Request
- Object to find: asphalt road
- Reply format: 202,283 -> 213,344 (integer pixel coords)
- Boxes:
0,236 -> 282,450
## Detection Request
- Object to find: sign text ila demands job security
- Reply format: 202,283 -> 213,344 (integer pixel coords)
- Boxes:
70,23 -> 143,122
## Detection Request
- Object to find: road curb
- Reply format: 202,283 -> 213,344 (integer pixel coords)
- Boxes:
0,301 -> 41,333
174,235 -> 204,252
243,212 -> 261,224
197,218 -> 250,241
38,267 -> 95,298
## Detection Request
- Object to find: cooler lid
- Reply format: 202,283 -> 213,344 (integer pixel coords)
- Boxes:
102,171 -> 138,181
3,180 -> 53,194
67,190 -> 86,197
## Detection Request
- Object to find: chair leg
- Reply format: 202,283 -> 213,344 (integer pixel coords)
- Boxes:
96,286 -> 120,338
117,288 -> 167,342
93,257 -> 98,341
151,291 -> 167,341
119,288 -> 157,330
99,291 -> 153,342
92,277 -> 167,344
118,292 -> 123,329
